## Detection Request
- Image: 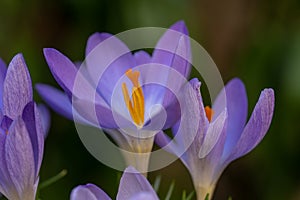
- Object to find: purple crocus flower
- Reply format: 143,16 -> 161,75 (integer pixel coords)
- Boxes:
156,78 -> 275,199
36,21 -> 191,172
70,166 -> 159,200
0,54 -> 48,200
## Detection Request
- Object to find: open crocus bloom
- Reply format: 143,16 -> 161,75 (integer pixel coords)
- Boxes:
156,78 -> 275,200
36,21 -> 191,172
70,166 -> 159,200
0,55 -> 48,200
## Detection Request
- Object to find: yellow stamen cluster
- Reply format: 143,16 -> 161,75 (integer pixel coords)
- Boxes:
122,69 -> 145,127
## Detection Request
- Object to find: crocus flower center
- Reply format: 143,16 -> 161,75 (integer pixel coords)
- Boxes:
204,106 -> 214,122
122,69 -> 145,128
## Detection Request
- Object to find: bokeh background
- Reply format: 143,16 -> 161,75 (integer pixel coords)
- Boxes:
0,0 -> 300,199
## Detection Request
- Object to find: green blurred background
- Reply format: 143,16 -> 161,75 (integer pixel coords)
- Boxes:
0,0 -> 300,199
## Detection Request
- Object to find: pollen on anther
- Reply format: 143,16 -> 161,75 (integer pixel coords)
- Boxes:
205,106 -> 214,122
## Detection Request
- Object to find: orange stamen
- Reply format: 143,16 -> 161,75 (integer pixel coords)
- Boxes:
205,106 -> 214,122
122,69 -> 145,127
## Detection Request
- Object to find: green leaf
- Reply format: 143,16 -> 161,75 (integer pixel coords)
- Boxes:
186,191 -> 195,200
164,181 -> 175,200
153,175 -> 161,193
39,169 -> 67,190
204,193 -> 210,200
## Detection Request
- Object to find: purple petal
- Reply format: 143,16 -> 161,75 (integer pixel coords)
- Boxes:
0,58 -> 7,109
70,183 -> 111,200
72,98 -> 121,128
0,116 -> 13,131
129,192 -> 159,200
199,109 -> 228,159
200,111 -> 228,184
4,117 -> 36,200
36,84 -> 102,126
178,78 -> 208,148
152,20 -> 191,77
3,54 -> 32,119
0,129 -> 16,199
43,48 -> 78,96
229,89 -> 275,162
22,102 -> 44,177
134,50 -> 151,67
116,166 -> 158,200
152,21 -> 191,124
85,32 -> 110,56
36,84 -> 73,120
213,78 -> 248,160
44,48 -> 98,101
37,104 -> 51,136
84,33 -> 135,104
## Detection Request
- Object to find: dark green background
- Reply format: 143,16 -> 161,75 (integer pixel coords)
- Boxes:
0,0 -> 299,199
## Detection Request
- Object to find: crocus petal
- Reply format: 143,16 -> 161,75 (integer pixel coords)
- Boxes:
229,89 -> 275,162
35,84 -> 89,125
22,102 -> 44,177
199,110 -> 228,186
152,21 -> 191,126
152,20 -> 190,78
134,50 -> 151,67
84,33 -> 135,104
1,115 -> 13,131
36,84 -> 73,120
0,129 -> 15,198
70,184 -> 111,200
72,98 -> 122,128
43,48 -> 78,96
4,117 -> 36,200
43,48 -> 97,101
86,32 -> 110,56
0,58 -> 7,109
212,78 -> 248,160
154,131 -> 183,157
199,110 -> 227,159
116,166 -> 159,200
178,78 -> 208,148
37,104 -> 51,136
129,192 -> 159,200
3,54 -> 32,119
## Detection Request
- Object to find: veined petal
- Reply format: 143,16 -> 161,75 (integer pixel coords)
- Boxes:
134,50 -> 151,67
43,48 -> 77,96
116,166 -> 159,200
152,20 -> 190,78
0,58 -> 7,109
70,183 -> 111,200
85,32 -> 112,56
0,129 -> 16,199
152,21 -> 191,121
129,192 -> 159,200
199,109 -> 227,159
4,117 -> 36,200
3,54 -> 32,119
37,104 -> 51,136
43,48 -> 97,101
198,110 -> 228,186
229,89 -> 275,162
213,78 -> 248,160
72,98 -> 123,128
36,84 -> 73,120
84,33 -> 135,104
178,78 -> 208,148
22,102 -> 44,177
35,84 -> 90,125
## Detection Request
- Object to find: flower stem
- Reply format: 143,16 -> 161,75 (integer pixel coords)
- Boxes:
39,169 -> 68,190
